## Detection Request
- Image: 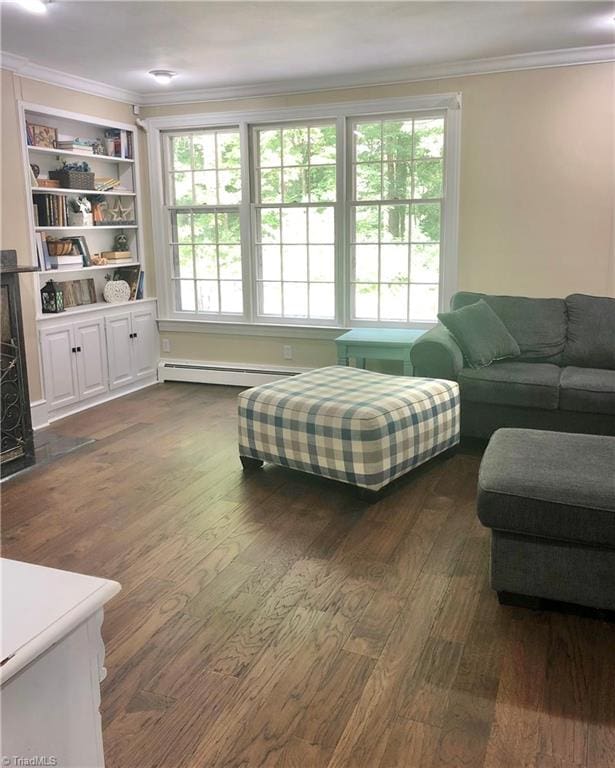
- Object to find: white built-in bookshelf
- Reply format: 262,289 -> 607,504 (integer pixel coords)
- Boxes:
18,102 -> 150,316
19,103 -> 159,425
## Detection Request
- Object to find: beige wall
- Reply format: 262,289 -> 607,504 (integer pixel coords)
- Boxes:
2,62 -> 614,397
0,70 -> 147,401
144,62 -> 615,369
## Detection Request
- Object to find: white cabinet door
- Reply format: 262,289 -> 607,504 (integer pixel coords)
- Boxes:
105,314 -> 134,390
40,325 -> 79,410
131,307 -> 158,381
73,318 -> 108,401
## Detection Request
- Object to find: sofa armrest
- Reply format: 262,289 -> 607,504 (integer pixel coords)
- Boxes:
410,325 -> 464,380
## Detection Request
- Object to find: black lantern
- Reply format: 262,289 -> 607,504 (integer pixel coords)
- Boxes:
41,280 -> 64,314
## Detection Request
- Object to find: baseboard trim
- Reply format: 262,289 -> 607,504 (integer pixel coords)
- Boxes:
30,399 -> 49,431
159,359 -> 312,387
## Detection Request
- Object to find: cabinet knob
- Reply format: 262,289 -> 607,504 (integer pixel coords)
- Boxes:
71,347 -> 76,353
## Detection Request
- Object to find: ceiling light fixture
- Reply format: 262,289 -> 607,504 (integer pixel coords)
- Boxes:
16,0 -> 47,13
149,70 -> 176,86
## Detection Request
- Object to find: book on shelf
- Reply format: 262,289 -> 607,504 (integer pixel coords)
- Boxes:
33,193 -> 70,227
101,250 -> 132,261
94,177 -> 121,191
104,129 -> 133,160
50,255 -> 84,268
56,142 -> 94,155
35,232 -> 51,270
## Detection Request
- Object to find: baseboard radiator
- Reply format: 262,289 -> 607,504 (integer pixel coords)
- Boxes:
158,359 -> 312,387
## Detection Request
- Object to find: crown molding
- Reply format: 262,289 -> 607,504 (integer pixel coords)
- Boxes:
2,43 -> 614,109
0,51 -> 140,104
138,44 -> 615,106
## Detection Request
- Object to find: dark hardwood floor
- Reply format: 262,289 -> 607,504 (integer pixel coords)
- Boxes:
2,382 -> 614,768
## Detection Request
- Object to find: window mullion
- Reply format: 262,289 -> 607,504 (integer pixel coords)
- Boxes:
240,122 -> 254,322
337,115 -> 348,327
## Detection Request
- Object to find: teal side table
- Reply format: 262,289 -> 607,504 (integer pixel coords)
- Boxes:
335,328 -> 426,376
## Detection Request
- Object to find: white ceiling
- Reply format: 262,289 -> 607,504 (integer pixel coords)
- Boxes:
1,1 -> 614,103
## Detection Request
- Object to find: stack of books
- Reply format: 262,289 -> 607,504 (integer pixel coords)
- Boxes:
33,193 -> 70,226
56,139 -> 94,155
50,253 -> 83,269
95,177 -> 122,192
101,250 -> 132,262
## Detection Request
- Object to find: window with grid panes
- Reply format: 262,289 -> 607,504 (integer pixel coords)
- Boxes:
253,123 -> 337,320
350,115 -> 444,323
167,129 -> 243,315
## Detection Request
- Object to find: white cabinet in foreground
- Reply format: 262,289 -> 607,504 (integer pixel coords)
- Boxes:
0,558 -> 121,768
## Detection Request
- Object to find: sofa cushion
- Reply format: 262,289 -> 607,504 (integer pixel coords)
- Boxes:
451,291 -> 567,363
477,428 -> 615,547
458,361 -> 560,410
560,367 -> 615,415
437,300 -> 520,369
563,294 -> 615,370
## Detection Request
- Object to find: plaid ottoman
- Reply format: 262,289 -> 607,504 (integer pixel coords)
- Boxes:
238,366 -> 460,492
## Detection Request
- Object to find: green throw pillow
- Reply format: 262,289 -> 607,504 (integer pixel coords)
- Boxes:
438,299 -> 520,369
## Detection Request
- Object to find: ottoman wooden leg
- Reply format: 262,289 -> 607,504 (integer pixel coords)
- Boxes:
440,445 -> 459,460
240,455 -> 264,471
357,486 -> 383,504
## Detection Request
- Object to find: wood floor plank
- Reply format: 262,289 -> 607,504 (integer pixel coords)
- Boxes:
379,718 -> 442,768
482,612 -> 550,768
327,571 -> 450,768
343,590 -> 405,659
294,649 -> 375,752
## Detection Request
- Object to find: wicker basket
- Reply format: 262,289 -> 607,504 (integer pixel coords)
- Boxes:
47,239 -> 74,256
49,169 -> 95,190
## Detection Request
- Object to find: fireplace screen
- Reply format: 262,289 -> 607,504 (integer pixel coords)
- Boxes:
0,265 -> 35,477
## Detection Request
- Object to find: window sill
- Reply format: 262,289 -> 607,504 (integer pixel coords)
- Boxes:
157,317 -> 435,340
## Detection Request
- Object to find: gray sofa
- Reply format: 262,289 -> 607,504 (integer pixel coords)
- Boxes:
410,292 -> 615,438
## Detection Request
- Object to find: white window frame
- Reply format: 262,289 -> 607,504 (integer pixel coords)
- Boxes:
250,119 -> 338,326
147,93 -> 461,335
164,127 -> 244,319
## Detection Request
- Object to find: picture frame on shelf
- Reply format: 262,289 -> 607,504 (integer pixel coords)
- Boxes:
93,198 -> 136,226
28,123 -> 58,149
60,278 -> 97,308
68,236 -> 92,266
112,265 -> 140,300
136,271 -> 145,300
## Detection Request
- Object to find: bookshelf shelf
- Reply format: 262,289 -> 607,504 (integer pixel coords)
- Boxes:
32,188 -> 136,197
35,225 -> 139,231
27,146 -> 135,164
39,262 -> 139,274
37,297 -> 156,321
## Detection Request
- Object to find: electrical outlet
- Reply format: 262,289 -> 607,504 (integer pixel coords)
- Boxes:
162,337 -> 171,353
283,345 -> 293,360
